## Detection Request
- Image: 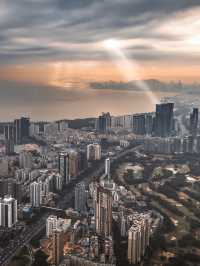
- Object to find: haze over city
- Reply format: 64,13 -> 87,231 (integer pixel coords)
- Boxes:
0,1 -> 200,119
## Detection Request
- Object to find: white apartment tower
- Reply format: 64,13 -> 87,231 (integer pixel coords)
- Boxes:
105,158 -> 111,180
30,181 -> 42,207
0,196 -> 17,227
46,215 -> 58,237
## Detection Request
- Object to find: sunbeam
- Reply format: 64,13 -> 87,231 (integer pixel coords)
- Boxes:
102,39 -> 159,106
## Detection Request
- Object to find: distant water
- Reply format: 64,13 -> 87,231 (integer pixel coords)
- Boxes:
0,85 -> 176,121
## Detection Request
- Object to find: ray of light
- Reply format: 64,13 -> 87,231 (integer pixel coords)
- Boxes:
102,38 -> 159,106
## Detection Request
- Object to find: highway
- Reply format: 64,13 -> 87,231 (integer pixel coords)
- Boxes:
1,144 -> 140,266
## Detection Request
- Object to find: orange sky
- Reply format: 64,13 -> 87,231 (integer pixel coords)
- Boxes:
0,60 -> 200,90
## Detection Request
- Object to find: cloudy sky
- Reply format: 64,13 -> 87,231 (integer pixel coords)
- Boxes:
0,0 -> 200,120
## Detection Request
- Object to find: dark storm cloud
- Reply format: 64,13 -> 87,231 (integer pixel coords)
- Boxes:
0,0 -> 199,64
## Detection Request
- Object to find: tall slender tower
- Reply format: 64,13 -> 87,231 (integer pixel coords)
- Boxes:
52,229 -> 64,266
95,184 -> 112,237
30,181 -> 42,207
190,108 -> 198,136
58,153 -> 69,184
74,182 -> 87,213
105,158 -> 111,181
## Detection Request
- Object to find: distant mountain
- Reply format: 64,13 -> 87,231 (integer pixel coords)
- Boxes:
90,79 -> 200,93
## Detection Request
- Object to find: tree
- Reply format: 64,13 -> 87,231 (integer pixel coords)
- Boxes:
33,250 -> 49,266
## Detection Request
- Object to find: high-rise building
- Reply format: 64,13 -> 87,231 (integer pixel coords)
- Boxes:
74,182 -> 87,213
52,229 -> 64,266
145,113 -> 154,135
94,184 -> 112,237
57,120 -> 68,132
55,173 -> 63,191
120,213 -> 127,237
59,151 -> 81,184
190,108 -> 198,136
14,117 -> 30,144
196,135 -> 200,153
173,137 -> 182,153
29,123 -> 40,137
0,179 -> 9,197
132,114 -> 146,135
154,103 -> 174,137
19,151 -> 33,169
183,136 -> 188,153
5,139 -> 14,155
188,135 -> 194,153
46,215 -> 71,238
127,215 -> 150,265
4,123 -> 14,141
46,215 -> 58,237
30,181 -> 42,207
58,153 -> 69,184
6,179 -> 22,203
0,196 -> 17,228
87,143 -> 101,161
105,158 -> 111,181
97,112 -> 111,133
111,116 -> 124,129
124,115 -> 133,129
44,122 -> 58,136
68,151 -> 79,179
78,149 -> 87,171
0,158 -> 9,177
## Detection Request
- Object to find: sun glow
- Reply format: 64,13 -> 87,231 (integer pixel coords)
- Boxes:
102,38 -> 159,105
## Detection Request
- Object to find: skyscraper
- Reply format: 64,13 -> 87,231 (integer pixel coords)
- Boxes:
4,123 -> 15,155
14,117 -> 30,144
94,184 -> 112,237
46,215 -> 58,237
0,196 -> 18,228
132,114 -> 146,135
105,158 -> 111,181
97,112 -> 111,133
154,103 -> 174,137
30,181 -> 42,207
68,151 -> 79,179
127,214 -> 150,265
58,153 -> 69,184
52,229 -> 64,266
190,108 -> 198,136
74,182 -> 87,213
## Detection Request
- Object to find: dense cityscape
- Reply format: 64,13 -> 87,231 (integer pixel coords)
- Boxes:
0,95 -> 199,266
1,1 -> 200,266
